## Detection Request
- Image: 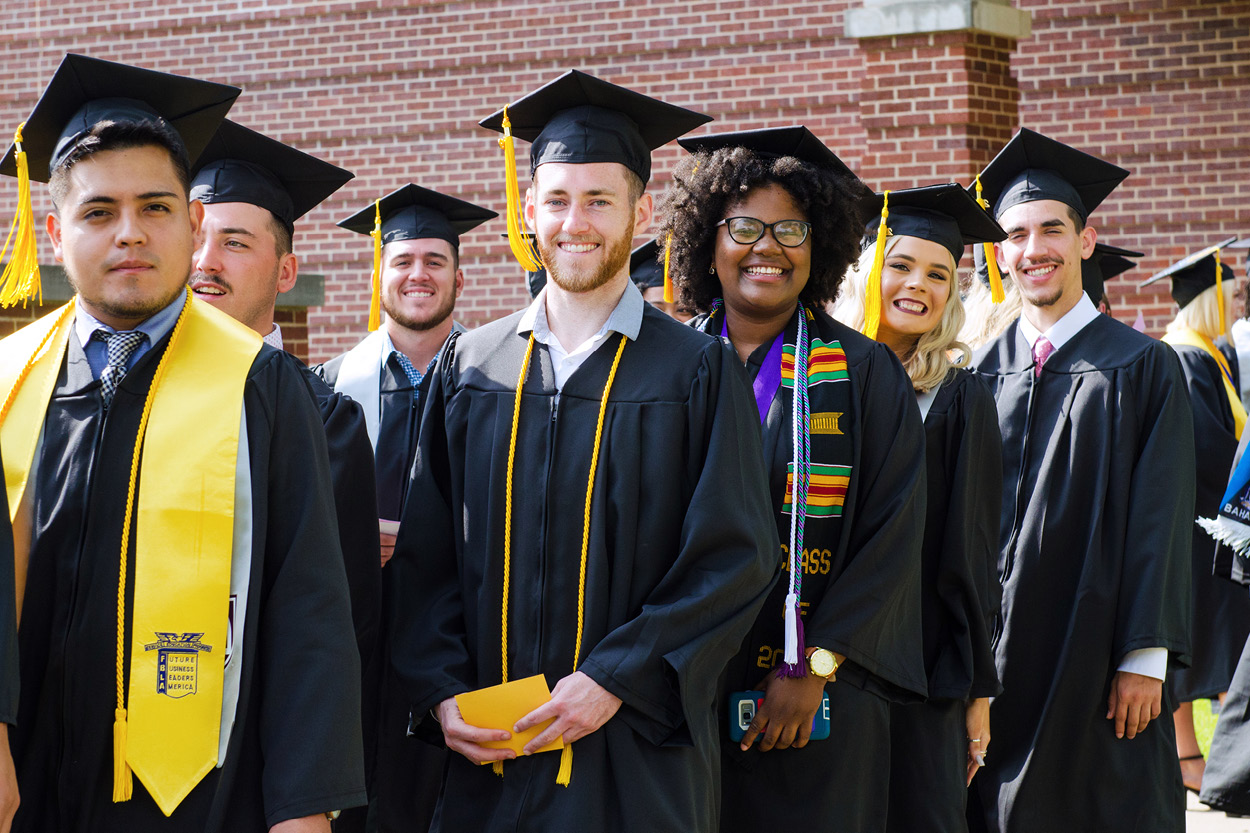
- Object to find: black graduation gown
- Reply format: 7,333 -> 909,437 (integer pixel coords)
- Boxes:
969,314 -> 1194,833
390,304 -> 779,833
1199,623 -> 1250,814
887,369 -> 1003,833
317,350 -> 442,833
292,362 -> 383,833
1166,345 -> 1250,702
693,308 -> 928,833
9,331 -> 366,832
0,446 -> 15,729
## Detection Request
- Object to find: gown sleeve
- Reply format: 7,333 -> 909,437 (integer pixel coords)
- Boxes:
1115,342 -> 1196,666
252,356 -> 367,825
578,341 -> 779,746
0,444 -> 14,726
937,373 -> 1003,699
802,343 -> 928,699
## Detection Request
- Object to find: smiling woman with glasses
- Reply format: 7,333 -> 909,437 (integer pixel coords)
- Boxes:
657,126 -> 930,833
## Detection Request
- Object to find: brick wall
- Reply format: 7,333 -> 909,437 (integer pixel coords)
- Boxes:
0,1 -> 1246,355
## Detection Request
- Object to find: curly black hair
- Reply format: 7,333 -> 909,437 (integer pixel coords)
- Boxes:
656,147 -> 866,313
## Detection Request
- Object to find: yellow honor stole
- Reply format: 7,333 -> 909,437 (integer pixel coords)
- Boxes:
0,291 -> 262,815
1163,325 -> 1247,440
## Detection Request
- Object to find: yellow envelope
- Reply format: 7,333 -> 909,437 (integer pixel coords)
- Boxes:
455,674 -> 565,761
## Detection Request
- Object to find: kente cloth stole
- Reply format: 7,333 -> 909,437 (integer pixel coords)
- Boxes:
709,304 -> 854,674
1163,326 -> 1247,439
0,295 -> 261,815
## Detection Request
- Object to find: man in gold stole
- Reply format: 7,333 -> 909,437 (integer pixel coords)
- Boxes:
0,54 -> 365,832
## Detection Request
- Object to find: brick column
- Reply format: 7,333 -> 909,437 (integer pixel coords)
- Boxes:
846,0 -> 1031,190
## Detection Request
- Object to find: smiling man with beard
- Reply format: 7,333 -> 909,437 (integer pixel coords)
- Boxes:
384,71 -> 778,833
968,128 -> 1195,833
316,184 -> 495,833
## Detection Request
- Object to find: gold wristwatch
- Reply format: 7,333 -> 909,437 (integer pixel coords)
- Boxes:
806,647 -> 839,680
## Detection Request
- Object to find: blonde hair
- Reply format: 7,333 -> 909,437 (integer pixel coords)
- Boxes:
831,235 -> 970,393
1167,280 -> 1235,341
960,271 -> 1022,350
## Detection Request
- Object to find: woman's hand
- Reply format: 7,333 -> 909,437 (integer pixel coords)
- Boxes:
965,697 -> 991,785
739,673 -> 828,752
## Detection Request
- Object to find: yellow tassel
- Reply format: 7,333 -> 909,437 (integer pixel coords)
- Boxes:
498,107 -> 543,273
663,232 -> 674,304
0,122 -> 42,308
1217,247 -> 1226,338
368,200 -> 382,332
973,176 -> 1005,304
863,191 -> 889,341
492,761 -> 504,777
113,707 -> 133,802
556,744 -> 573,787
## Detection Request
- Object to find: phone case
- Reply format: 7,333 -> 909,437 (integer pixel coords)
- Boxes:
728,690 -> 831,742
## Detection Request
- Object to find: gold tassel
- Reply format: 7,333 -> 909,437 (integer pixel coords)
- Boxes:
663,232 -> 674,304
498,108 -> 543,272
1217,247 -> 1226,338
0,122 -> 42,308
556,744 -> 573,787
974,175 -> 1005,304
113,707 -> 133,802
368,200 -> 382,332
492,761 -> 504,777
863,191 -> 889,340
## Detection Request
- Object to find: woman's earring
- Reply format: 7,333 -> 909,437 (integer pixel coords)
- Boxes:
709,264 -> 717,275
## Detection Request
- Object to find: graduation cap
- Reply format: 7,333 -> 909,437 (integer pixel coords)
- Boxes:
190,120 -> 354,235
859,184 -> 1006,339
0,53 -> 240,307
338,184 -> 497,331
480,70 -> 711,273
1082,243 -> 1143,304
971,127 -> 1129,223
629,239 -> 663,290
1140,237 -> 1238,312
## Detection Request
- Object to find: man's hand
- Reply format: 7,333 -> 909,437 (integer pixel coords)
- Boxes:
0,724 -> 17,833
379,531 -> 397,567
437,697 -> 515,765
514,671 -> 622,755
739,672 -> 828,752
965,697 -> 990,786
1106,670 -> 1162,739
269,814 -> 330,833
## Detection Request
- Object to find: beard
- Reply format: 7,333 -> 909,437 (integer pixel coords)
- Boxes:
1015,258 -> 1068,308
383,286 -> 456,332
539,228 -> 633,294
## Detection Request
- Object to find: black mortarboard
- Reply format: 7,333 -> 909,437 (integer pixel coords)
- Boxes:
678,125 -> 874,217
1,53 -> 240,183
479,70 -> 711,183
338,184 -> 497,249
860,183 -> 1005,263
190,120 -> 353,235
629,240 -> 663,290
1082,242 -> 1143,302
1140,237 -> 1239,308
971,127 -> 1129,223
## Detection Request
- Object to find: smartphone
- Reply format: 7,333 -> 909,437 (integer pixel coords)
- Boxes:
728,690 -> 830,742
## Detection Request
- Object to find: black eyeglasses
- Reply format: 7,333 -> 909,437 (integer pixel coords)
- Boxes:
717,216 -> 812,248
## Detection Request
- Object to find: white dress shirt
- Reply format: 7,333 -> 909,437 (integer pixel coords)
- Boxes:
517,281 -> 645,391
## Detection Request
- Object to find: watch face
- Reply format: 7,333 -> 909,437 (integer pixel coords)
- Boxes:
810,649 -> 836,678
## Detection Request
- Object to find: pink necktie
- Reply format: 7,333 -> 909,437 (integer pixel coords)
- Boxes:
1033,336 -> 1054,378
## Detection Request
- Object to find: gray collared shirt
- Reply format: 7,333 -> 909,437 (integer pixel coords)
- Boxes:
517,280 -> 644,390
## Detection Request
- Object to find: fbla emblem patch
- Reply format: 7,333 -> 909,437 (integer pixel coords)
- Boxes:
144,633 -> 213,699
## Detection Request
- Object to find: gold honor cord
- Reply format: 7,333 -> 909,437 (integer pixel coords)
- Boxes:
0,122 -> 42,308
496,331 -> 628,786
498,107 -> 544,272
662,232 -> 675,304
113,290 -> 193,801
0,301 -> 73,428
974,175 -> 1006,304
863,191 -> 890,340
